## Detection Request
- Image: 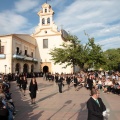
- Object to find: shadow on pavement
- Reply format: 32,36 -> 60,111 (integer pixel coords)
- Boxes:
47,100 -> 72,120
67,102 -> 88,120
76,102 -> 88,120
10,81 -> 44,120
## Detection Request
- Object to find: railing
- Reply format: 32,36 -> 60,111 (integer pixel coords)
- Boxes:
13,54 -> 38,63
13,54 -> 24,59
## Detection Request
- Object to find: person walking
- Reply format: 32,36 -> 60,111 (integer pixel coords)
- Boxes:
29,77 -> 38,104
58,74 -> 64,93
55,73 -> 59,85
87,74 -> 93,91
73,75 -> 78,91
22,75 -> 27,96
15,74 -> 20,86
19,74 -> 23,91
66,74 -> 71,89
87,88 -> 106,120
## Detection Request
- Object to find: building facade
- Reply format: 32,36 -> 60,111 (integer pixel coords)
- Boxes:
0,34 -> 38,74
0,3 -> 76,74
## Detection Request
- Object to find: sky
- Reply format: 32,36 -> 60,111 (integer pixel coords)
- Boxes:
0,0 -> 120,51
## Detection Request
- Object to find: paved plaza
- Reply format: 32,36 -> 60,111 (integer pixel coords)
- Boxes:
10,77 -> 120,120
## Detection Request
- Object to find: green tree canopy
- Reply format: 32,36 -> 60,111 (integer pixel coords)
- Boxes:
49,34 -> 81,68
49,33 -> 105,71
102,48 -> 120,70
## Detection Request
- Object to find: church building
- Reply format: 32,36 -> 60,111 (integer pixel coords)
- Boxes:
0,3 -> 74,74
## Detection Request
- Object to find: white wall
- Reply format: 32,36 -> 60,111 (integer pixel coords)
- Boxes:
0,36 -> 12,74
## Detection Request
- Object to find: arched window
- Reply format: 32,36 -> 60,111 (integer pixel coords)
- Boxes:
45,9 -> 47,13
47,18 -> 50,24
15,63 -> 20,74
42,18 -> 45,25
23,64 -> 28,73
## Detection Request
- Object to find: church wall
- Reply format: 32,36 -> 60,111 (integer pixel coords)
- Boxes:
35,34 -> 73,74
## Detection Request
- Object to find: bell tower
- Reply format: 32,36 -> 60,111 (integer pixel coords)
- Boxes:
33,3 -> 59,35
37,3 -> 54,28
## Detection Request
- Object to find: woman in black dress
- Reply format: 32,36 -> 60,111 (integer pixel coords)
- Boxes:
55,73 -> 59,84
73,75 -> 78,91
66,74 -> 71,89
87,74 -> 93,91
29,77 -> 38,104
22,75 -> 27,96
19,74 -> 23,91
58,74 -> 64,93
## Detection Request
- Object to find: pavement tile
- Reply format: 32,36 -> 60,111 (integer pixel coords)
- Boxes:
9,77 -> 120,120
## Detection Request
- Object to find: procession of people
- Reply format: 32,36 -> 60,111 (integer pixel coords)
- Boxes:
0,70 -> 120,120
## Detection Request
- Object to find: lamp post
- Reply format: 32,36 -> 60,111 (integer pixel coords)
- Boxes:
4,65 -> 7,74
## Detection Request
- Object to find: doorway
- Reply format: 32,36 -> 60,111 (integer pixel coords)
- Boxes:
43,66 -> 49,73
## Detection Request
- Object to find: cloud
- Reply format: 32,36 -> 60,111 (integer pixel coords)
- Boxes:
92,25 -> 120,38
0,11 -> 29,34
54,0 -> 120,50
0,0 -> 41,34
96,36 -> 120,51
97,36 -> 120,45
14,0 -> 39,13
0,0 -> 119,50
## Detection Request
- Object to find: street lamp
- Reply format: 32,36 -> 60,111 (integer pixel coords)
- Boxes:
4,65 -> 7,74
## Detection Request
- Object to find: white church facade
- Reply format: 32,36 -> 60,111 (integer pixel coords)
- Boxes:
0,3 -> 76,74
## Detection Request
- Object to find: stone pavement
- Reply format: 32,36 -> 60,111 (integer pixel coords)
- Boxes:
10,77 -> 120,120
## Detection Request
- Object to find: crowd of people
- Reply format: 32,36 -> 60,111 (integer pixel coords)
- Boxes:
43,71 -> 120,95
0,70 -> 120,119
85,71 -> 120,95
0,74 -> 17,120
0,72 -> 43,82
15,73 -> 38,104
0,72 -> 39,120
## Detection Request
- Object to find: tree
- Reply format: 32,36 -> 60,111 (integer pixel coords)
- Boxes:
49,34 -> 81,72
103,48 -> 120,71
49,33 -> 105,71
86,37 -> 106,70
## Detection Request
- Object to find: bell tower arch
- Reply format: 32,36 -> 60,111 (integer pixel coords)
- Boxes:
37,3 -> 54,27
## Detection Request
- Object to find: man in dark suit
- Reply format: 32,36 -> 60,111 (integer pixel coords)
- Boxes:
58,74 -> 64,93
87,88 -> 106,120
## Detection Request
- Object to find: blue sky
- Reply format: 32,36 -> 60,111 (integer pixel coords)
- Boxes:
0,0 -> 120,51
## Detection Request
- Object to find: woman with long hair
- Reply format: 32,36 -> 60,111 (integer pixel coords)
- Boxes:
29,77 -> 38,104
